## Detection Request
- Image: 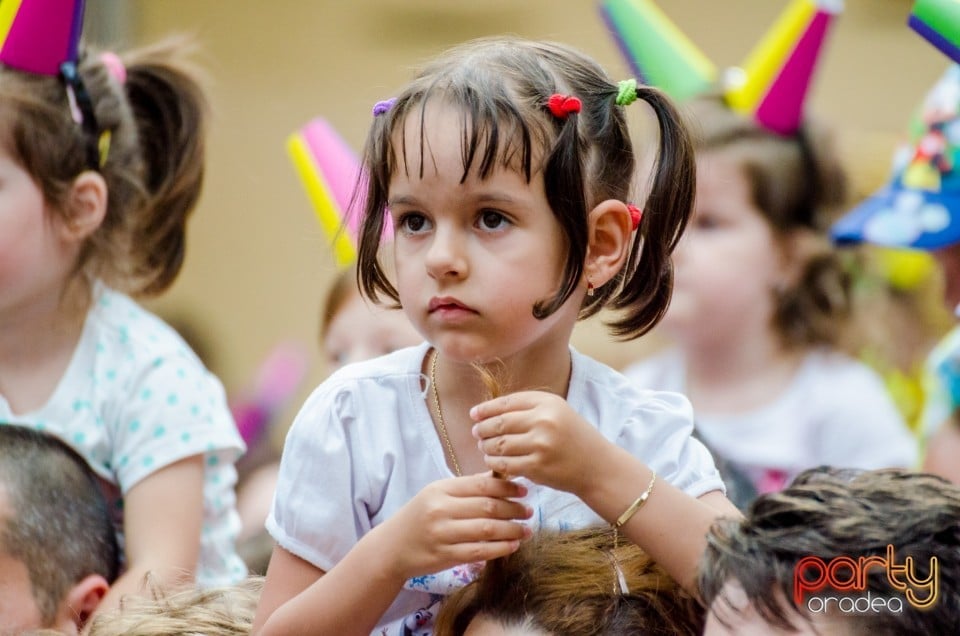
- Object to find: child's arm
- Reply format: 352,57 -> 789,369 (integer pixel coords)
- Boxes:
253,473 -> 531,636
96,455 -> 204,613
471,391 -> 739,595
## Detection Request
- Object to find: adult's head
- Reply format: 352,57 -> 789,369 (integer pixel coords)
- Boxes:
0,424 -> 119,633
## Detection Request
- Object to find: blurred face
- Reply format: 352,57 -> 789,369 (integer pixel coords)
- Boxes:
0,488 -> 47,632
323,290 -> 423,372
665,149 -> 789,346
0,146 -> 76,319
387,101 -> 576,363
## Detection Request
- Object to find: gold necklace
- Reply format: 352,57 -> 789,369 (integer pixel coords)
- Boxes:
430,348 -> 462,477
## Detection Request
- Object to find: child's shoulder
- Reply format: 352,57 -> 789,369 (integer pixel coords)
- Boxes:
298,342 -> 430,410
571,347 -> 693,423
87,285 -> 203,367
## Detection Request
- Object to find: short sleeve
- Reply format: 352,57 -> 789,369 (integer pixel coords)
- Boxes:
618,390 -> 726,499
266,380 -> 371,572
111,348 -> 243,493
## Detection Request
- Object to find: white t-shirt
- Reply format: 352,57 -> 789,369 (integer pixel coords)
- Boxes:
268,341 -> 724,635
0,286 -> 247,586
624,348 -> 918,500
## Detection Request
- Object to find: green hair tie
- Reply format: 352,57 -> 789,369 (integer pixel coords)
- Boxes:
616,79 -> 638,106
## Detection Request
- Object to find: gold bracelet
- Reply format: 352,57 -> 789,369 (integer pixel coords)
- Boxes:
613,471 -> 657,529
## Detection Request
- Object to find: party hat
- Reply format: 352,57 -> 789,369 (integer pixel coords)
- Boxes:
832,65 -> 960,250
909,0 -> 960,64
287,118 -> 367,267
724,0 -> 843,135
0,0 -> 85,76
598,0 -> 716,102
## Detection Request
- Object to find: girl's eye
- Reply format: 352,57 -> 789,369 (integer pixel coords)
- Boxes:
478,210 -> 509,231
398,212 -> 431,234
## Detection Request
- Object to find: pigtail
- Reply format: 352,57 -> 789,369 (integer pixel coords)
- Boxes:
358,100 -> 399,306
607,85 -> 695,339
535,100 -> 589,319
121,37 -> 210,296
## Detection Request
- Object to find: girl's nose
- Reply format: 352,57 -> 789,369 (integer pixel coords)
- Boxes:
425,226 -> 468,281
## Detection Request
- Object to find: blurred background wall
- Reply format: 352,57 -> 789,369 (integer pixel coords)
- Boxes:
83,0 -> 946,418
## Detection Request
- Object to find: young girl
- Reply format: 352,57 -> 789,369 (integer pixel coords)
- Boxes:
254,36 -> 737,635
0,36 -> 246,609
624,96 -> 918,508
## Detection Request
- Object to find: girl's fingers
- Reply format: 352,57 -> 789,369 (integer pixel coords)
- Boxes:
441,538 -> 525,565
437,494 -> 532,522
446,472 -> 527,498
438,517 -> 532,546
469,391 -> 539,421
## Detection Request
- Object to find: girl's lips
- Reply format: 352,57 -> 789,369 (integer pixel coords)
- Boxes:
428,297 -> 475,313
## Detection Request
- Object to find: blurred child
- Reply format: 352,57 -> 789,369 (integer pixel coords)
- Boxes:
434,527 -> 703,636
254,36 -> 738,635
0,424 -> 119,634
833,64 -> 960,484
624,96 -> 917,508
321,262 -> 425,373
700,467 -> 960,634
0,2 -> 245,610
235,263 -> 422,575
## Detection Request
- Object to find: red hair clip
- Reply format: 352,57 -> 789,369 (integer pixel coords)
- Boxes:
627,204 -> 643,230
547,93 -> 582,119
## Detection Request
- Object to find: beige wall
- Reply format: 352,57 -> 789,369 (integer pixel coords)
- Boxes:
118,0 -> 946,406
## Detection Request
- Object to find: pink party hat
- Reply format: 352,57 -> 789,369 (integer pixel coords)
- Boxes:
725,0 -> 843,135
599,0 -> 716,102
909,0 -> 960,64
0,0 -> 85,76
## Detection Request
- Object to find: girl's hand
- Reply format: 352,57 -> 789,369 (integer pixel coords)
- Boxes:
376,472 -> 532,582
470,391 -> 610,495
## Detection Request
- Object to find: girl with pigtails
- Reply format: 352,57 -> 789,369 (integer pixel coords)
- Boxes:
0,3 -> 245,616
255,36 -> 737,636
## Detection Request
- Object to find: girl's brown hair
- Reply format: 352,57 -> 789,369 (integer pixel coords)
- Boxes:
357,36 -> 695,340
685,95 -> 852,349
0,36 -> 208,298
434,527 -> 704,635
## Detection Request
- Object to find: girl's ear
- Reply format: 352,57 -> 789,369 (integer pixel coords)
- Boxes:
60,171 -> 108,242
585,199 -> 632,288
777,227 -> 822,285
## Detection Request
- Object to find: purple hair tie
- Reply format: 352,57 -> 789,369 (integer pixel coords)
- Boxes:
372,97 -> 397,117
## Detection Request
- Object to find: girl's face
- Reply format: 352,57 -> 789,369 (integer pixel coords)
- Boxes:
387,101 -> 577,363
323,289 -> 423,372
0,146 -> 74,317
664,149 -> 790,346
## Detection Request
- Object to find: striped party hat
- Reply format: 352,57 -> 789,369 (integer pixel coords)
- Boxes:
910,0 -> 960,64
600,0 -> 843,136
599,0 -> 716,102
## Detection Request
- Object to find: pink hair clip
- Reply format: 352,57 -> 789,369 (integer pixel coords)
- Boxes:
372,97 -> 397,117
99,51 -> 126,85
627,203 -> 642,230
547,93 -> 581,119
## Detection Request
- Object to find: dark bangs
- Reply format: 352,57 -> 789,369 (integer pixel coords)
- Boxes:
357,58 -> 577,309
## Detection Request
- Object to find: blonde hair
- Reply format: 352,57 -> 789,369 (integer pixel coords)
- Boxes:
435,528 -> 703,635
85,576 -> 262,636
